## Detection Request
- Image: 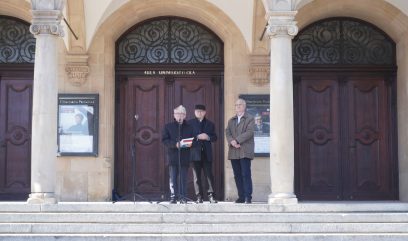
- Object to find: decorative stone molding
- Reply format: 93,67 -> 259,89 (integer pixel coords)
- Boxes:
249,54 -> 270,86
65,54 -> 89,86
30,10 -> 64,37
266,11 -> 298,38
65,65 -> 90,86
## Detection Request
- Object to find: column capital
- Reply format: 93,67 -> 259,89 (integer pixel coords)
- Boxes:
266,11 -> 298,38
30,0 -> 65,37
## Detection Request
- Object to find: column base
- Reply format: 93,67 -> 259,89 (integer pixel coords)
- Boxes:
27,193 -> 57,204
268,192 -> 298,205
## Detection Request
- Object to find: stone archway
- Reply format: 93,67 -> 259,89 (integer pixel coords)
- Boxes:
114,16 -> 224,201
87,0 -> 250,201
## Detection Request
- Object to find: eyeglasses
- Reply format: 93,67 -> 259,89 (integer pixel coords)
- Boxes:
174,112 -> 185,115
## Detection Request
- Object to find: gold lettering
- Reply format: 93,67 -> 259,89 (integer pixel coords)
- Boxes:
143,70 -> 196,75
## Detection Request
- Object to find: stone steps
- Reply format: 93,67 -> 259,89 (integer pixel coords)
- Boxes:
1,212 -> 408,223
1,222 -> 408,234
0,202 -> 408,240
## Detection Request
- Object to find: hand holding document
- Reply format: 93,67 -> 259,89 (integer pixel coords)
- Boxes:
179,137 -> 194,148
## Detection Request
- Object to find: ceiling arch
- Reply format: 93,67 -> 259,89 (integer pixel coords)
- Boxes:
84,0 -> 253,51
294,0 -> 408,17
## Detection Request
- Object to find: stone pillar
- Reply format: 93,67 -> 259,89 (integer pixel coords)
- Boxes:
27,0 -> 65,204
266,11 -> 298,204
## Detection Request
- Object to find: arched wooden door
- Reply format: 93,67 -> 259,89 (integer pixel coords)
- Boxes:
293,18 -> 398,201
0,16 -> 35,200
114,17 -> 224,201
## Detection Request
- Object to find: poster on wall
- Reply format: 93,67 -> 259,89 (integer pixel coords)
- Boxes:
239,94 -> 270,157
57,94 -> 99,156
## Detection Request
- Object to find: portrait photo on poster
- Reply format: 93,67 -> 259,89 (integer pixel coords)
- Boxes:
239,94 -> 270,157
57,94 -> 99,156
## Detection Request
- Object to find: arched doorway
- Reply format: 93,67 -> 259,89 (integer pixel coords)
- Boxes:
114,17 -> 224,201
0,16 -> 35,200
293,17 -> 398,201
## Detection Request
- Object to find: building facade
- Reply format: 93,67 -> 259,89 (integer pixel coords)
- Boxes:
0,0 -> 408,204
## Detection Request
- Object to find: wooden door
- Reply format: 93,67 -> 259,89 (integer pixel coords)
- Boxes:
115,75 -> 223,201
296,76 -> 341,200
343,77 -> 396,200
0,77 -> 32,200
116,77 -> 166,200
295,74 -> 397,200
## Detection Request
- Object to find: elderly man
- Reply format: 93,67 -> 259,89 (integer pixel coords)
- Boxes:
188,104 -> 218,203
225,98 -> 255,204
162,105 -> 194,204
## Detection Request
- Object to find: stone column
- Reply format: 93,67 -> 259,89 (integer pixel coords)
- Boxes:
266,11 -> 298,204
27,0 -> 65,204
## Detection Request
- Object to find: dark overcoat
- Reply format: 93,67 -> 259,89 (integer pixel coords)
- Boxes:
162,120 -> 194,166
188,117 -> 217,162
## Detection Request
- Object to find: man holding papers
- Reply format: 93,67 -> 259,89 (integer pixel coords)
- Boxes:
162,105 -> 193,204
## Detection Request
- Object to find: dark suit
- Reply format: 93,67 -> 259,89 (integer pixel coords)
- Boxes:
162,120 -> 194,199
188,117 -> 217,198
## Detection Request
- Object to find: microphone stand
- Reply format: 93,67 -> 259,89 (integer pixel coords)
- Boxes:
113,114 -> 151,204
177,121 -> 193,204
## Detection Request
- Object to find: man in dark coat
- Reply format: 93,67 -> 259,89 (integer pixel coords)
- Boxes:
162,105 -> 194,204
188,104 -> 218,203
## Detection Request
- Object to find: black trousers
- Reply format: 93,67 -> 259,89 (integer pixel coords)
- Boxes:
231,158 -> 252,200
169,165 -> 188,199
191,152 -> 215,197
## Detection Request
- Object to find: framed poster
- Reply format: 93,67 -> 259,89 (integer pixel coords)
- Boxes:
57,94 -> 99,156
239,94 -> 270,157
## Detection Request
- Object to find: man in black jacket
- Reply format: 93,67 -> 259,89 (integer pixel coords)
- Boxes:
188,104 -> 218,203
162,105 -> 194,204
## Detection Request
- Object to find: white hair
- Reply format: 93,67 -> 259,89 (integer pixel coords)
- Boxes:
174,105 -> 186,114
236,98 -> 246,107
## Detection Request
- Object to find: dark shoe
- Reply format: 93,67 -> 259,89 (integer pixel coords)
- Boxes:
179,198 -> 187,204
245,198 -> 252,204
208,194 -> 218,203
234,198 -> 245,203
196,195 -> 203,204
169,198 -> 177,204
